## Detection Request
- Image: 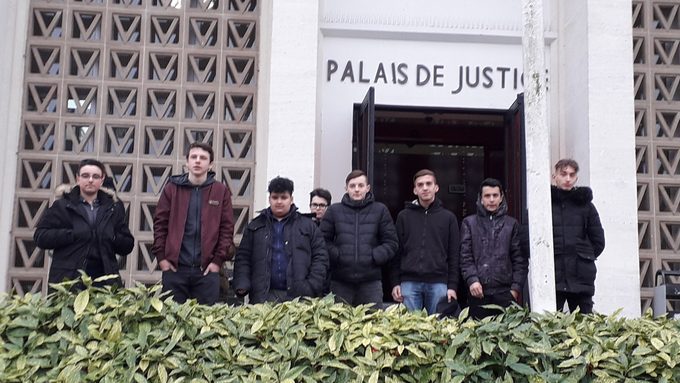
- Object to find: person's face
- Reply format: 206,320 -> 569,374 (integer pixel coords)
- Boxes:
76,165 -> 104,197
553,165 -> 578,191
269,192 -> 293,219
346,175 -> 370,201
186,147 -> 212,178
413,174 -> 439,205
310,196 -> 329,220
481,186 -> 503,213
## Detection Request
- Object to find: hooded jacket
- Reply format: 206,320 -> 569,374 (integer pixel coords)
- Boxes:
232,205 -> 329,303
552,186 -> 605,295
319,192 -> 398,283
460,197 -> 527,295
391,198 -> 460,289
152,172 -> 234,270
34,185 -> 134,285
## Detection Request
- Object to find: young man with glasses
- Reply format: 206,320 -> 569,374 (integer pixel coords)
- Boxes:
309,188 -> 332,225
34,159 -> 135,288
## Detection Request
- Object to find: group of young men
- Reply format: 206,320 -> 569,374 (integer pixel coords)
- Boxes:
34,142 -> 605,318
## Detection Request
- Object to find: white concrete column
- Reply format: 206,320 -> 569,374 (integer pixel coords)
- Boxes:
559,0 -> 639,316
0,1 -> 30,292
522,0 -> 557,313
255,0 -> 320,211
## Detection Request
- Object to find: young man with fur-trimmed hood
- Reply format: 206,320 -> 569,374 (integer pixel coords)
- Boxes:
552,159 -> 605,314
34,159 -> 134,288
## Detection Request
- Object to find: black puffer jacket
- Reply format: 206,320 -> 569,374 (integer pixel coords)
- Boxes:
552,186 -> 605,295
391,199 -> 460,289
34,185 -> 134,286
460,198 -> 527,295
233,205 -> 328,303
320,192 -> 398,283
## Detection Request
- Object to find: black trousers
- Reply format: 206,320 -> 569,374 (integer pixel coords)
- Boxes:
162,267 -> 219,305
330,280 -> 383,307
468,290 -> 515,320
556,291 -> 593,314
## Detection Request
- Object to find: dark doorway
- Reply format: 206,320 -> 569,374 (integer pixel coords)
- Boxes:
353,89 -> 525,222
353,88 -> 526,302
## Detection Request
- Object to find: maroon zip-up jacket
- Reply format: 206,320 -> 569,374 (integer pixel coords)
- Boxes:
152,172 -> 234,269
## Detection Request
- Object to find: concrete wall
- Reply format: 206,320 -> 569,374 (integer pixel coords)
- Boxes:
0,1 -> 30,292
255,0 -> 321,212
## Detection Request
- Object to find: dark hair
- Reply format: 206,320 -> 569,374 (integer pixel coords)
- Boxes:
345,169 -> 368,185
554,158 -> 579,173
268,176 -> 294,194
413,169 -> 437,184
186,142 -> 214,163
479,178 -> 504,195
309,188 -> 332,204
78,159 -> 106,177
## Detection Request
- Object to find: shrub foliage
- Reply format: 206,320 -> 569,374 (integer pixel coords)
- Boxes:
0,276 -> 679,382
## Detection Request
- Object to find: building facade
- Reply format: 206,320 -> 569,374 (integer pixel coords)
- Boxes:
0,0 -> 648,317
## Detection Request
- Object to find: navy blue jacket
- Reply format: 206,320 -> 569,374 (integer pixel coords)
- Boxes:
233,205 -> 328,303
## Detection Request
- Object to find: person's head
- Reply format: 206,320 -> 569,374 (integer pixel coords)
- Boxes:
479,178 -> 504,213
76,159 -> 106,198
412,169 -> 439,206
309,188 -> 332,220
345,170 -> 370,201
268,176 -> 294,219
553,158 -> 579,191
186,142 -> 214,179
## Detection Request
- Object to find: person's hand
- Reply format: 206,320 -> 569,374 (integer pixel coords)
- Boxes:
510,289 -> 519,302
158,259 -> 176,272
391,285 -> 403,302
447,289 -> 457,302
469,282 -> 484,298
203,262 -> 220,276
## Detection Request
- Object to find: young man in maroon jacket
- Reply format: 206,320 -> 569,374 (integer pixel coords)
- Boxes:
152,142 -> 234,305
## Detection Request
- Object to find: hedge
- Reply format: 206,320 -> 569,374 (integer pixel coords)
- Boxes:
1,275 -> 679,382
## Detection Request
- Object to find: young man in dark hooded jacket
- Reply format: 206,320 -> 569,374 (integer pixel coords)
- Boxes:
34,159 -> 134,288
390,169 -> 460,315
551,159 -> 605,314
460,178 -> 528,319
233,176 -> 328,303
320,170 -> 398,306
153,142 -> 234,305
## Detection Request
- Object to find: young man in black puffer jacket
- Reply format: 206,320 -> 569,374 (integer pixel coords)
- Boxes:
320,170 -> 398,306
460,178 -> 528,319
551,159 -> 605,314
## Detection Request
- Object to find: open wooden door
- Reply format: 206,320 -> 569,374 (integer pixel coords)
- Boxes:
504,93 -> 526,224
352,87 -> 376,185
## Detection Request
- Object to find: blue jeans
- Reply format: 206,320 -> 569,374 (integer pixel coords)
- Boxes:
401,281 -> 447,315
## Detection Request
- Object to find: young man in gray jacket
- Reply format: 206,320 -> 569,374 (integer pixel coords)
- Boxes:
460,178 -> 528,319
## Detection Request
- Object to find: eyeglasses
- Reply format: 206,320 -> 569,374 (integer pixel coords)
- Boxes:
310,203 -> 328,209
79,173 -> 103,181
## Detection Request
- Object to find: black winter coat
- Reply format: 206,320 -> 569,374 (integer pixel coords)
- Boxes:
320,192 -> 398,283
391,199 -> 460,289
34,185 -> 134,286
460,198 -> 527,295
552,186 -> 605,295
233,206 -> 328,303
